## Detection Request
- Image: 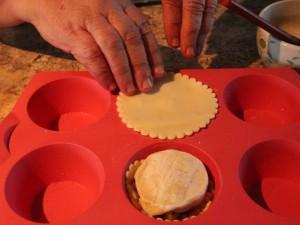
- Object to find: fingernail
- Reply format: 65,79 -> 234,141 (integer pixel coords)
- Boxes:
126,85 -> 137,96
186,47 -> 195,58
154,67 -> 165,77
142,77 -> 153,91
172,38 -> 179,47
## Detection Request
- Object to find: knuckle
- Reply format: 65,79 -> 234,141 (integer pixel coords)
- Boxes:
95,72 -> 113,85
184,23 -> 200,34
83,14 -> 109,34
114,64 -> 132,77
139,21 -> 153,35
72,46 -> 101,62
60,23 -> 78,37
103,37 -> 124,52
85,15 -> 104,30
163,0 -> 182,8
205,9 -> 216,18
95,64 -> 112,76
124,6 -> 151,28
123,26 -> 142,43
208,0 -> 218,10
206,3 -> 217,16
184,0 -> 206,15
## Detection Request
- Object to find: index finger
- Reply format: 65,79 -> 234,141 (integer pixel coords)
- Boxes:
125,5 -> 164,78
85,16 -> 137,95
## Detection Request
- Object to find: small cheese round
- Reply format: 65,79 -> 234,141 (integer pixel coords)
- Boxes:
134,150 -> 209,216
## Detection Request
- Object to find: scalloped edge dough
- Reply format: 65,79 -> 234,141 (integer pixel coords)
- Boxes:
117,73 -> 218,139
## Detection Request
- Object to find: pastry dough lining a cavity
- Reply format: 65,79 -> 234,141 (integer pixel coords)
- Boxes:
117,73 -> 218,139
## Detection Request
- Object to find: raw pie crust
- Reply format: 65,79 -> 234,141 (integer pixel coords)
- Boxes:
117,73 -> 218,139
125,150 -> 214,221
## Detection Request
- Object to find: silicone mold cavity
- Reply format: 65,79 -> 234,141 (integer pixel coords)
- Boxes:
125,141 -> 221,219
27,77 -> 110,131
224,75 -> 300,127
5,143 -> 104,223
240,140 -> 300,218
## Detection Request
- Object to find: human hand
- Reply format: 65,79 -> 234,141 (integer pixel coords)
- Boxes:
161,0 -> 217,58
12,0 -> 164,95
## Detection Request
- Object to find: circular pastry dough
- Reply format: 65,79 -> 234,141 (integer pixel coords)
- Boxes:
134,150 -> 209,216
117,73 -> 218,139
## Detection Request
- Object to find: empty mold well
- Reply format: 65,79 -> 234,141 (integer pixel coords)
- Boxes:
5,144 -> 104,223
27,77 -> 110,131
224,75 -> 300,127
240,140 -> 300,218
125,142 -> 221,221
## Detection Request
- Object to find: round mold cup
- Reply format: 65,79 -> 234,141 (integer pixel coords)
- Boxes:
224,75 -> 300,128
27,77 -> 110,131
239,140 -> 300,219
5,144 -> 105,223
124,142 -> 221,221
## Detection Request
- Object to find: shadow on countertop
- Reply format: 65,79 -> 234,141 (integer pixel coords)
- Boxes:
0,0 -> 279,69
0,23 -> 200,71
0,23 -> 73,59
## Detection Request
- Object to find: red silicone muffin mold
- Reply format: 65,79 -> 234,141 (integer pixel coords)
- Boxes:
0,68 -> 299,225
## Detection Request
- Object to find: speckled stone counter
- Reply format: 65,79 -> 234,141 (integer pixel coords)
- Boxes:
0,0 -> 289,120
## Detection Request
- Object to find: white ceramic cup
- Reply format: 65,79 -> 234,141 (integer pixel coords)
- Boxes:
257,0 -> 300,68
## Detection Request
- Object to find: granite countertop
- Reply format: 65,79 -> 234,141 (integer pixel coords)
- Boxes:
0,0 -> 284,120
